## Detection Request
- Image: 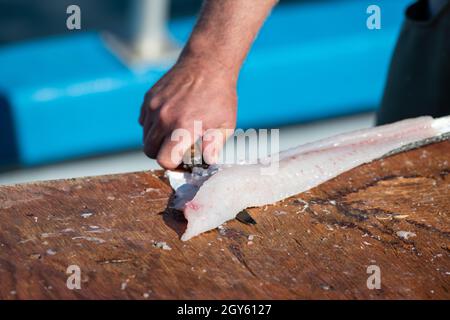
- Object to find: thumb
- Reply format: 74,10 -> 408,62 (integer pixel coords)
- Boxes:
202,128 -> 234,165
157,127 -> 201,169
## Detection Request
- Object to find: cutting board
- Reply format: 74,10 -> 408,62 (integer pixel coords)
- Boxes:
0,141 -> 449,299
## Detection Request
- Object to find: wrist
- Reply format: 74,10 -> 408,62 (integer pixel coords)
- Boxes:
177,39 -> 240,84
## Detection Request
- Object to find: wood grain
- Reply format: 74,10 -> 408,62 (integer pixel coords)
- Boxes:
0,141 -> 449,299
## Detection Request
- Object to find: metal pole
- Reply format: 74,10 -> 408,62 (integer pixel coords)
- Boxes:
129,0 -> 171,60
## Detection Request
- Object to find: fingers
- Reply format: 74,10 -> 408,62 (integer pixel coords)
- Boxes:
139,89 -> 159,127
157,127 -> 200,169
202,128 -> 232,165
141,90 -> 163,154
141,99 -> 235,169
139,95 -> 151,143
139,104 -> 146,126
143,115 -> 154,143
156,126 -> 234,169
139,92 -> 151,126
143,121 -> 166,159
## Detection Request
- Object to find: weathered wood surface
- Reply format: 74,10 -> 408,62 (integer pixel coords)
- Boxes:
0,141 -> 449,300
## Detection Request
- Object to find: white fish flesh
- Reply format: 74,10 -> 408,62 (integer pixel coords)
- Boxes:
167,116 -> 450,241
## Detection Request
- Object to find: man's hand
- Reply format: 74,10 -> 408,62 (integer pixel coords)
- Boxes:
139,0 -> 278,169
139,58 -> 237,169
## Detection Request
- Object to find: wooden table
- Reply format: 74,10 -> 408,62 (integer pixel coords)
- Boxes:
0,141 -> 449,299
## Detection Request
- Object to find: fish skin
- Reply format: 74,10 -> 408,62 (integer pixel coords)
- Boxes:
180,116 -> 450,241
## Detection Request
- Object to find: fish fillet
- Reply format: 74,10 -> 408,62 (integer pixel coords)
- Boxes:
173,116 -> 450,241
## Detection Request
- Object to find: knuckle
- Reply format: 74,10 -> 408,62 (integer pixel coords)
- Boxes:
144,89 -> 163,110
157,107 -> 171,126
148,96 -> 161,110
174,117 -> 191,130
144,90 -> 154,103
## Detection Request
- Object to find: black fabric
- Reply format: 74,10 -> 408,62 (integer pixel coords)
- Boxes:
377,0 -> 450,125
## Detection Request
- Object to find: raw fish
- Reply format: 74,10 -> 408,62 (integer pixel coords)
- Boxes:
166,116 -> 450,241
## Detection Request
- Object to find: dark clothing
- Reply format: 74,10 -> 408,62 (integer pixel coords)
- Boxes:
377,0 -> 450,125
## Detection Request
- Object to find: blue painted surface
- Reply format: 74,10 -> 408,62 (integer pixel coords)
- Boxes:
0,0 -> 411,167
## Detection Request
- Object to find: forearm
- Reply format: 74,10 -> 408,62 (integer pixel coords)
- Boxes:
140,0 -> 278,168
178,0 -> 279,81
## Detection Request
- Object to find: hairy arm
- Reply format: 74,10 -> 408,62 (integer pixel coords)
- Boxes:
184,0 -> 279,76
140,0 -> 278,169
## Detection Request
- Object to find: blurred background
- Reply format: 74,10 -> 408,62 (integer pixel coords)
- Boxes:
0,0 -> 411,184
